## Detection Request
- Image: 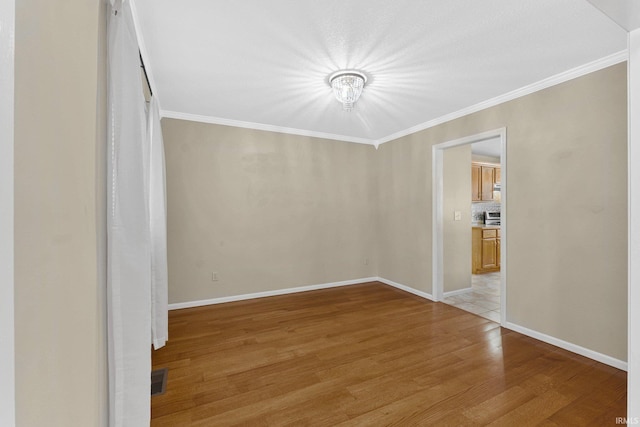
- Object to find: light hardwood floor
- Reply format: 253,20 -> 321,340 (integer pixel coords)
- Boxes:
152,282 -> 626,426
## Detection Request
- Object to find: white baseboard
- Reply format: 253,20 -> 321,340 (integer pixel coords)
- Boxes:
169,276 -> 434,310
168,277 -> 625,371
442,287 -> 473,298
504,321 -> 627,371
168,277 -> 379,310
377,277 -> 434,301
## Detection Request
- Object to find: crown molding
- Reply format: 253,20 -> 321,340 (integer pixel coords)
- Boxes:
375,50 -> 628,145
160,110 -> 377,146
159,50 -> 627,147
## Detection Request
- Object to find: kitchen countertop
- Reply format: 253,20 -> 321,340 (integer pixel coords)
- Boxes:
471,224 -> 501,229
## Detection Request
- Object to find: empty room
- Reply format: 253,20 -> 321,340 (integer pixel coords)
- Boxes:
4,1 -> 640,426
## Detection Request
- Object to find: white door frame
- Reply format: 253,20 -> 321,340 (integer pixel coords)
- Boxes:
628,28 -> 640,422
0,0 -> 16,425
432,127 -> 507,326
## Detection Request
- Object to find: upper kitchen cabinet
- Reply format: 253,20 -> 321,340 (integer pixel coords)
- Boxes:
481,166 -> 495,201
471,164 -> 481,201
472,162 -> 500,202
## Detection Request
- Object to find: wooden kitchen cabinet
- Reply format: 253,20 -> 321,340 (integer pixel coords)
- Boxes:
471,162 -> 500,202
471,164 -> 481,201
481,166 -> 495,201
472,227 -> 501,274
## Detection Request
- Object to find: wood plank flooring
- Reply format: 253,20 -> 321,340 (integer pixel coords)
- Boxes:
151,282 -> 627,426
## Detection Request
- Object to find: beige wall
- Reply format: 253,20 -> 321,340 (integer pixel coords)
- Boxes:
443,145 -> 472,293
163,119 -> 378,303
377,134 -> 433,290
378,63 -> 627,361
14,1 -> 107,425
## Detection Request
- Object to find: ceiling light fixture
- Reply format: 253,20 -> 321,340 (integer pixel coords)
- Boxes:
329,70 -> 367,111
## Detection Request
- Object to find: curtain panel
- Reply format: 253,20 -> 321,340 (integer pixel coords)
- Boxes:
148,96 -> 168,350
107,0 -> 152,425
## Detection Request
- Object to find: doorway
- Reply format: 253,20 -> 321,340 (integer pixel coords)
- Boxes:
432,128 -> 507,325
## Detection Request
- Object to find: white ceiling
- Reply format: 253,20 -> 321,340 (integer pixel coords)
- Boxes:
472,137 -> 501,159
131,0 -> 627,146
587,0 -> 640,31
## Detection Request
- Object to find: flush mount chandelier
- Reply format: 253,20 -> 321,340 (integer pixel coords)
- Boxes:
329,70 -> 367,111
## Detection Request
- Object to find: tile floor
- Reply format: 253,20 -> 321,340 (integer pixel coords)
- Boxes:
443,272 -> 501,323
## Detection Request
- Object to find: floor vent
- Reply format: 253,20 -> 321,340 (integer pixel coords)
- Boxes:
151,368 -> 168,396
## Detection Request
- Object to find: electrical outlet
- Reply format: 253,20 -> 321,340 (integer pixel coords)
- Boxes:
364,258 -> 369,265
211,272 -> 219,281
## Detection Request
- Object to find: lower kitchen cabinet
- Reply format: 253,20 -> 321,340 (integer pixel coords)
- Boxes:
472,226 -> 501,274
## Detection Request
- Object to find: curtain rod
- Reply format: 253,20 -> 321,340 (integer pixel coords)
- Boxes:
139,51 -> 153,96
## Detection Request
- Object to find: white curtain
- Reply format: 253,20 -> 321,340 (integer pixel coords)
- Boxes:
148,96 -> 168,350
107,0 -> 152,425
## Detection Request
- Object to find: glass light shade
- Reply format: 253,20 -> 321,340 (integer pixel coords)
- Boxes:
329,71 -> 366,111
